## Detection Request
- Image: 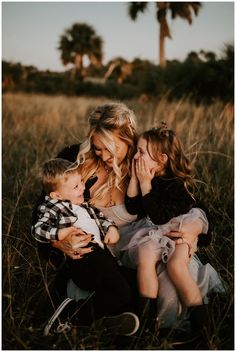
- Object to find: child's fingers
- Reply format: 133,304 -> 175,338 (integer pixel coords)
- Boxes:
136,157 -> 143,175
131,158 -> 136,175
72,239 -> 92,249
140,157 -> 144,172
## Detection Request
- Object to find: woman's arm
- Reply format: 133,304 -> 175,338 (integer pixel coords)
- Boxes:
52,228 -> 94,260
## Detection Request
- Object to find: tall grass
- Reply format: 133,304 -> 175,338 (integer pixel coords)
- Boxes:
2,93 -> 234,349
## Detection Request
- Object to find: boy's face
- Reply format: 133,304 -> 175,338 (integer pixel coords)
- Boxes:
55,172 -> 85,205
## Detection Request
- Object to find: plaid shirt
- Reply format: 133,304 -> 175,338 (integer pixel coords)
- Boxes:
32,195 -> 116,243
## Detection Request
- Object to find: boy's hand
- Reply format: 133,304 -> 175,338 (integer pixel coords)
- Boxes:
58,226 -> 78,241
104,226 -> 120,245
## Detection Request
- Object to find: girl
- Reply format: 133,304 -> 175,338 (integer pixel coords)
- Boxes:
125,123 -> 209,335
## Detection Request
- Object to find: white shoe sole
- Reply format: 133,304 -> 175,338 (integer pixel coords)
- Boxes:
44,298 -> 73,336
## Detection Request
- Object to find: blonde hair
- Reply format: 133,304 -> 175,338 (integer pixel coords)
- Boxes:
141,125 -> 195,194
77,102 -> 137,205
41,158 -> 79,194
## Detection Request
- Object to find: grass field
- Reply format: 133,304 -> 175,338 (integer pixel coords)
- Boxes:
2,93 -> 234,350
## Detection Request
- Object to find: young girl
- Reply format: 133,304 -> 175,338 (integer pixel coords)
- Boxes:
125,123 -> 209,334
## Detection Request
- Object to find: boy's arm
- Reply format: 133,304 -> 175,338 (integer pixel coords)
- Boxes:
91,207 -> 118,234
32,210 -> 59,242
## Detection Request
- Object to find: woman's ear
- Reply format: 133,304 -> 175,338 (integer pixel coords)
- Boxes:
161,153 -> 168,165
50,191 -> 62,200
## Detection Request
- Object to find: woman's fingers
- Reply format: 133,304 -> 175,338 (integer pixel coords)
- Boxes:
165,230 -> 181,238
67,245 -> 94,259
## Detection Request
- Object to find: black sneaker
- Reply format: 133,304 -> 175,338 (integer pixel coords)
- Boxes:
44,298 -> 75,336
94,312 -> 140,336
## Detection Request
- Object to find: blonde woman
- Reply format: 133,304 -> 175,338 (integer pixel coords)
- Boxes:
34,102 -> 222,337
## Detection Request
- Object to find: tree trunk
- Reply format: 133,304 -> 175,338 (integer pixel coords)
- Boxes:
159,23 -> 166,68
71,54 -> 85,81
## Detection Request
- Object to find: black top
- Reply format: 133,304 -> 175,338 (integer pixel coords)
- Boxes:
33,144 -> 211,265
125,175 -> 195,225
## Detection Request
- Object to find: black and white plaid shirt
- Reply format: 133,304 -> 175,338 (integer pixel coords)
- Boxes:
32,195 -> 116,243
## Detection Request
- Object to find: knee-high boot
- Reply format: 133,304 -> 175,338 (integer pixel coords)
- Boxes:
138,297 -> 159,334
189,304 -> 210,349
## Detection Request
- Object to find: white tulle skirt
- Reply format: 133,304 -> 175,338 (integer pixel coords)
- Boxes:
67,208 -> 225,328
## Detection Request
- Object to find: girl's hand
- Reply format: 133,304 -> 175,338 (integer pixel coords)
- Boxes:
136,156 -> 155,184
136,157 -> 155,195
52,228 -> 94,260
127,158 -> 139,197
130,158 -> 138,182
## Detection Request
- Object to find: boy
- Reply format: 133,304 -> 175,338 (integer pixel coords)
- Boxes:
32,158 -> 139,336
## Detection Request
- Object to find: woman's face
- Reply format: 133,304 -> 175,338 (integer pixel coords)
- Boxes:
92,132 -> 129,168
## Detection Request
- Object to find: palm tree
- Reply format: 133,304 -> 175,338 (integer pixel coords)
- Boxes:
58,23 -> 103,80
128,2 -> 202,68
104,57 -> 134,84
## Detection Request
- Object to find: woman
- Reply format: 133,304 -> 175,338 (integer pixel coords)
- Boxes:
35,102 -> 223,334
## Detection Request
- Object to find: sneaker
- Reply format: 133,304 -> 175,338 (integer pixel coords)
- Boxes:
94,312 -> 140,336
44,298 -> 75,336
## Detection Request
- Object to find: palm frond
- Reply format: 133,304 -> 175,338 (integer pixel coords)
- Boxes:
128,2 -> 148,20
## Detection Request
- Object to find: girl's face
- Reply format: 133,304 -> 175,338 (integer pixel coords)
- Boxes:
92,132 -> 129,168
134,137 -> 166,175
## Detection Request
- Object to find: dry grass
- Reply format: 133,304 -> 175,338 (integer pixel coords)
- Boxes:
2,93 -> 234,349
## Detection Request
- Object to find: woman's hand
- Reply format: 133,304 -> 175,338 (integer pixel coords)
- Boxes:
52,227 -> 94,260
166,220 -> 203,257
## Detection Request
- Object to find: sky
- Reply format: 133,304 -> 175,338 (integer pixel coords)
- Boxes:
2,1 -> 234,72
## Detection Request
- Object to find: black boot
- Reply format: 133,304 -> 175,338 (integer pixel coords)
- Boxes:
189,304 -> 210,349
138,297 -> 159,334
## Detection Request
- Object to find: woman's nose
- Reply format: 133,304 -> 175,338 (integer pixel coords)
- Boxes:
101,150 -> 111,161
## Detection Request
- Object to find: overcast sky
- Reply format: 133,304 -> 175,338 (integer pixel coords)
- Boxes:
2,1 -> 234,72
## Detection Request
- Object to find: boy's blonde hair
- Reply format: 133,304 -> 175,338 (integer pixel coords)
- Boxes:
76,102 -> 137,205
41,158 -> 79,194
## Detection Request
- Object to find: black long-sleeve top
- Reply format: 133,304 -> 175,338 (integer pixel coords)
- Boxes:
125,175 -> 195,225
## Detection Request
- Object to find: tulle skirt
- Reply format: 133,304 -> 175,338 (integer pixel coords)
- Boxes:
67,208 -> 225,328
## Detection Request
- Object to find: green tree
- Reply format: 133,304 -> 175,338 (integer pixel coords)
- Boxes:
58,23 -> 103,80
128,2 -> 201,68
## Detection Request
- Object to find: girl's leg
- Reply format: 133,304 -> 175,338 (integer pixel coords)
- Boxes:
167,243 -> 202,306
137,241 -> 159,298
135,241 -> 160,335
167,244 -> 210,347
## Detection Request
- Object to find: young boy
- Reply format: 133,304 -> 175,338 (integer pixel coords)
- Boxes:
32,158 -> 139,336
33,158 -> 120,248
